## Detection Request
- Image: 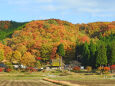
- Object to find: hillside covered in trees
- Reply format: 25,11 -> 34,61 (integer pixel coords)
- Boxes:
0,19 -> 115,68
0,21 -> 26,40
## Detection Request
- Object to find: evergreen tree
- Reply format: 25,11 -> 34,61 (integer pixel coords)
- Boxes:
82,42 -> 90,66
110,41 -> 115,65
106,43 -> 111,64
89,40 -> 96,67
57,44 -> 65,69
96,42 -> 107,66
75,41 -> 83,61
57,44 -> 65,57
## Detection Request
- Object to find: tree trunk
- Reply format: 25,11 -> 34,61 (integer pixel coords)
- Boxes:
59,56 -> 61,70
61,56 -> 62,70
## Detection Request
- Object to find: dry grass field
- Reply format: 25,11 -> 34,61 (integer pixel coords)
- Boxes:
0,80 -> 61,86
0,71 -> 115,86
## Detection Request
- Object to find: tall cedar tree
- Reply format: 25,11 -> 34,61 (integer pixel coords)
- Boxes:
57,44 -> 65,69
75,41 -> 83,61
82,42 -> 90,66
89,40 -> 96,67
57,44 -> 65,56
106,43 -> 111,64
96,42 -> 107,66
110,41 -> 115,65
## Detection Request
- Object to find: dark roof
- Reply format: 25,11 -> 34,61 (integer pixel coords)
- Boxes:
0,63 -> 7,68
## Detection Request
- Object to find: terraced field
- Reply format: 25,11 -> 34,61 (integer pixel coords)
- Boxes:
0,80 -> 61,86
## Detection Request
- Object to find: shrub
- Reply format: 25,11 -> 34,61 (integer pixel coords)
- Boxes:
73,66 -> 80,71
5,68 -> 12,72
103,67 -> 110,73
97,66 -> 104,74
97,66 -> 110,74
86,66 -> 92,72
36,57 -> 41,60
110,65 -> 115,70
97,66 -> 103,71
0,68 -> 3,72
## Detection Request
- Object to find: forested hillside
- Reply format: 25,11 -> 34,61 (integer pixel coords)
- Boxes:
0,19 -> 114,68
0,21 -> 26,40
78,21 -> 115,38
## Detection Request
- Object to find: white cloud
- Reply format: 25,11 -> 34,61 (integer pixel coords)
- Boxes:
5,0 -> 115,17
58,0 -> 115,17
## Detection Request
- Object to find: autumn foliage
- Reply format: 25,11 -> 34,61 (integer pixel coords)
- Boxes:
0,19 -> 114,69
0,68 -> 3,72
97,66 -> 110,73
5,68 -> 12,72
86,66 -> 92,72
103,67 -> 110,72
110,65 -> 115,70
36,57 -> 42,60
73,66 -> 80,71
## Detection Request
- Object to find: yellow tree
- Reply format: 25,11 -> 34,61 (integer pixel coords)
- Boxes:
15,44 -> 27,55
0,49 -> 4,62
21,52 -> 36,67
4,46 -> 12,62
12,50 -> 21,63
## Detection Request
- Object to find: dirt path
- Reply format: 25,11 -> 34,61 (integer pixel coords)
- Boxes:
43,78 -> 81,86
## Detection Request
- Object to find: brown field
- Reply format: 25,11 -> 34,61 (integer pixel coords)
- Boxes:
0,71 -> 115,86
68,80 -> 115,86
0,80 -> 61,86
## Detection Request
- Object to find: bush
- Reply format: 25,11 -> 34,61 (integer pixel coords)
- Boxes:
5,68 -> 12,72
110,65 -> 115,70
36,57 -> 42,60
97,66 -> 104,74
97,66 -> 110,74
86,66 -> 92,72
97,66 -> 103,71
0,68 -> 3,72
73,66 -> 80,71
103,67 -> 110,73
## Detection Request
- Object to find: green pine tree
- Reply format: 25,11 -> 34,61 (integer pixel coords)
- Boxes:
82,42 -> 90,66
110,41 -> 115,65
96,42 -> 107,66
57,44 -> 65,56
57,44 -> 65,69
89,40 -> 96,67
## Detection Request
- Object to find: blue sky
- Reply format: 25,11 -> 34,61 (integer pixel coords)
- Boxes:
0,0 -> 115,23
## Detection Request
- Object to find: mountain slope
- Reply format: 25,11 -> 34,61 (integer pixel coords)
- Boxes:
0,19 -> 115,66
0,21 -> 26,40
